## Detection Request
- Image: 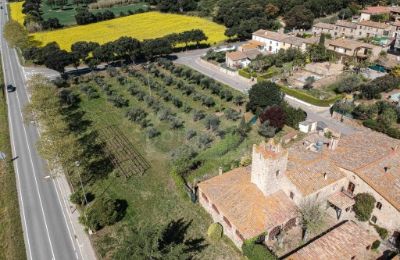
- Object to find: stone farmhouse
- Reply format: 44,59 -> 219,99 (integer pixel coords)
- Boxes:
198,129 -> 400,252
325,38 -> 382,59
313,19 -> 393,39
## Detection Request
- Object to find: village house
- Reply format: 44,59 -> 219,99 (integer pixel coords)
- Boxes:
226,30 -> 318,69
325,38 -> 382,59
312,19 -> 393,40
356,20 -> 392,38
198,129 -> 400,253
360,6 -> 390,21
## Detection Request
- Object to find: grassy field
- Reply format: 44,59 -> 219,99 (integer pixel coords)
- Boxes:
6,6 -> 228,50
0,63 -> 26,259
9,2 -> 25,25
41,1 -> 149,26
33,12 -> 227,50
65,63 -> 260,258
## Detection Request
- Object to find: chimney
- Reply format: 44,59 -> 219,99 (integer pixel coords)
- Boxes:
218,167 -> 223,176
384,166 -> 390,173
324,172 -> 328,180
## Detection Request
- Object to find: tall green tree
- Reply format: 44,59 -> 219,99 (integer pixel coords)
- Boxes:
246,81 -> 284,114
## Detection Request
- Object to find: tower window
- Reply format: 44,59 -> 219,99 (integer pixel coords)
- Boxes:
276,170 -> 280,177
290,192 -> 294,200
376,202 -> 382,210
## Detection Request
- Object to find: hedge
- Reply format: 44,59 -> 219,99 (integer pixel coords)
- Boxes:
170,169 -> 190,200
280,86 -> 344,107
239,69 -> 252,79
242,235 -> 277,260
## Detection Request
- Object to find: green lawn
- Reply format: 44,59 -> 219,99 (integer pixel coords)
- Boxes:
0,68 -> 26,259
41,1 -> 149,26
68,63 -> 258,258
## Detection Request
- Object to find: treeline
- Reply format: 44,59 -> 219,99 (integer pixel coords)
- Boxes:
147,0 -> 386,39
16,26 -> 207,72
22,0 -> 63,31
26,75 -> 126,231
75,7 -> 115,25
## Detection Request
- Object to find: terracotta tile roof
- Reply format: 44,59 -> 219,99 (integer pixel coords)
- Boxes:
253,29 -> 288,42
286,153 -> 345,196
357,20 -> 392,29
361,6 -> 390,14
327,38 -> 375,51
226,51 -> 248,61
198,167 -> 298,239
243,49 -> 262,60
287,221 -> 378,260
248,40 -> 264,46
283,36 -> 307,47
336,20 -> 358,29
328,192 -> 355,209
313,22 -> 335,30
240,42 -> 260,51
328,130 -> 400,211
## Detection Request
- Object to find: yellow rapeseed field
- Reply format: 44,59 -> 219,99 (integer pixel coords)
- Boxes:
9,2 -> 25,25
30,11 -> 227,50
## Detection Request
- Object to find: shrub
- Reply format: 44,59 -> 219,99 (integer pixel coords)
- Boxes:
70,190 -> 94,205
126,108 -> 147,123
186,129 -> 197,140
207,223 -> 223,241
353,193 -> 376,221
193,110 -> 206,121
258,121 -> 276,138
202,96 -> 216,107
169,116 -> 184,129
371,240 -> 380,250
204,115 -> 220,131
146,127 -> 160,138
81,196 -> 126,231
170,169 -> 188,199
242,236 -> 277,260
373,225 -> 388,240
172,97 -> 183,108
108,94 -> 129,107
197,133 -> 214,149
224,108 -> 240,121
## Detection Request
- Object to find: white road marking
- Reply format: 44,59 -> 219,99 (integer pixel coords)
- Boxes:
4,39 -> 57,260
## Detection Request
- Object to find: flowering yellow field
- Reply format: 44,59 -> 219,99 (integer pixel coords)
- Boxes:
9,2 -> 25,25
29,11 -> 227,50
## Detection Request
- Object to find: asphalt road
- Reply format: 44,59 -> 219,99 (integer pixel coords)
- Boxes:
175,51 -> 358,135
1,5 -> 83,260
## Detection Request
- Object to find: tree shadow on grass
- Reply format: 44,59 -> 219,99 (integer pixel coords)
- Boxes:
161,218 -> 208,256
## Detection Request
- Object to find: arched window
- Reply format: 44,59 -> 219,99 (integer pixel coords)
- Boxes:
276,170 -> 280,177
376,202 -> 382,210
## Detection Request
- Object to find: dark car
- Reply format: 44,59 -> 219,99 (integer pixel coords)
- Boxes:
6,84 -> 15,92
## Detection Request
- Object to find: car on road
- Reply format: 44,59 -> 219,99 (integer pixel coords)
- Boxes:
7,84 -> 16,92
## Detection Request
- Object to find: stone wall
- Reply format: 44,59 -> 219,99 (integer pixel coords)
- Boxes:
198,188 -> 245,248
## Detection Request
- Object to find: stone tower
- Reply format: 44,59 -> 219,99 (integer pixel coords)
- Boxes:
251,139 -> 288,196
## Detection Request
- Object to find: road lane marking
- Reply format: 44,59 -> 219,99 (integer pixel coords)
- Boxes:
4,39 -> 56,260
0,37 -> 33,260
9,38 -> 83,260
